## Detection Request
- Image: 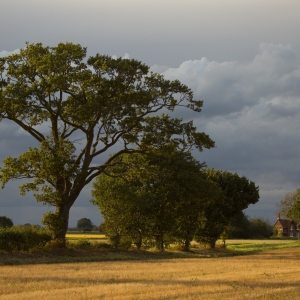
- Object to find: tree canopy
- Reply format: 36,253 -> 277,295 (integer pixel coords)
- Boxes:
277,188 -> 300,222
228,212 -> 273,239
92,158 -> 259,250
77,218 -> 93,232
0,42 -> 214,245
91,151 -> 217,251
0,216 -> 14,228
195,169 -> 260,248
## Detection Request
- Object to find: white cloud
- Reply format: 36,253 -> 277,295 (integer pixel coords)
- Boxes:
0,49 -> 20,57
111,53 -> 130,60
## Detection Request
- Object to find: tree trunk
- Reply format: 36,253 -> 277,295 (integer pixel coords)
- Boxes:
184,238 -> 190,251
155,234 -> 164,252
47,178 -> 80,247
42,200 -> 73,248
54,203 -> 72,246
209,239 -> 216,249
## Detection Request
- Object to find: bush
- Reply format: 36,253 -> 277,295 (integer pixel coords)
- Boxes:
0,225 -> 51,252
70,239 -> 92,249
93,241 -> 112,249
44,239 -> 66,249
119,236 -> 133,250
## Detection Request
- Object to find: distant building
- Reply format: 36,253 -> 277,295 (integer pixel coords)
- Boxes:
273,215 -> 299,238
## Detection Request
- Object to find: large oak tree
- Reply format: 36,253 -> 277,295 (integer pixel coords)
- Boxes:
0,42 -> 214,245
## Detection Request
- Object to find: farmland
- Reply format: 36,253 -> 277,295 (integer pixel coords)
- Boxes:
0,240 -> 300,299
66,233 -> 106,240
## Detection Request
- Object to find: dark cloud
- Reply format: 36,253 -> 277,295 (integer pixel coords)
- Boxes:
1,43 -> 300,225
1,1 -> 300,225
158,44 -> 300,221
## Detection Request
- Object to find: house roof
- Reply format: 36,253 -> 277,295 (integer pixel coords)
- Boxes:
274,218 -> 298,229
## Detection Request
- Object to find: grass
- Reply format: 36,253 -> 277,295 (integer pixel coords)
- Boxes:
1,245 -> 300,299
0,239 -> 299,265
223,239 -> 300,253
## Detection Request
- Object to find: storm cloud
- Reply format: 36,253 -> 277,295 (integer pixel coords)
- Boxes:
1,0 -> 300,226
155,44 -> 300,220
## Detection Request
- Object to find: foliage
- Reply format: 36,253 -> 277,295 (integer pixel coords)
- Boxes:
92,154 -> 155,250
0,42 -> 214,244
228,212 -> 252,239
273,228 -> 278,236
228,213 -> 273,239
277,188 -> 300,222
0,225 -> 51,252
70,239 -> 92,249
77,218 -> 94,232
195,169 -> 260,248
41,211 -> 65,241
0,216 -> 14,228
92,152 -> 214,251
248,217 -> 273,238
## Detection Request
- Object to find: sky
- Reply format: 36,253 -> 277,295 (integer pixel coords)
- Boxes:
1,0 -> 300,227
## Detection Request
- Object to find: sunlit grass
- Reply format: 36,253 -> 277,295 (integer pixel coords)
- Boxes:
1,247 -> 300,299
224,239 -> 300,252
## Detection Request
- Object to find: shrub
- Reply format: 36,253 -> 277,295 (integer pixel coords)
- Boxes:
0,225 -> 51,252
93,241 -> 112,249
119,236 -> 133,250
69,239 -> 92,249
44,239 -> 66,249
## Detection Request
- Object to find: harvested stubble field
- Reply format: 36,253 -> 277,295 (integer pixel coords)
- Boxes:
1,242 -> 300,300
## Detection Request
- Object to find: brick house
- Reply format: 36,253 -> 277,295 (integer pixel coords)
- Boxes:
273,216 -> 299,238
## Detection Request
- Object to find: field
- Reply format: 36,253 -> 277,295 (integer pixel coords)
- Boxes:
0,240 -> 300,299
66,233 -> 106,240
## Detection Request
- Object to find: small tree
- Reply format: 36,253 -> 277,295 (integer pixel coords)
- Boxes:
77,218 -> 93,232
277,188 -> 300,222
0,216 -> 14,228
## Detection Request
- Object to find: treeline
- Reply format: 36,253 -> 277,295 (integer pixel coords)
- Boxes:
91,152 -> 259,251
227,212 -> 273,239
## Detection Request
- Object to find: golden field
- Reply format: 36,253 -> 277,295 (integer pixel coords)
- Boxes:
66,233 -> 106,240
1,245 -> 300,300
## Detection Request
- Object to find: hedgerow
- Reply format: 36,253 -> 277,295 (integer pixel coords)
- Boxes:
0,225 -> 51,252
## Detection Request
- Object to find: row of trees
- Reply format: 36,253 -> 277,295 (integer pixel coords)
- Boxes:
0,215 -> 98,232
227,212 -> 273,239
91,152 -> 259,250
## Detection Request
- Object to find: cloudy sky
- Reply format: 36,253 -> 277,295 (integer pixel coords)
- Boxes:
1,0 -> 300,226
